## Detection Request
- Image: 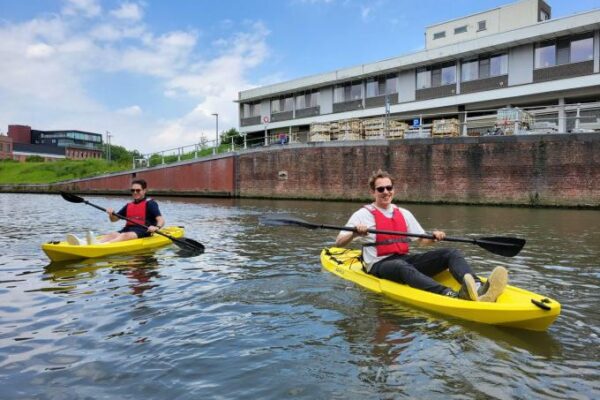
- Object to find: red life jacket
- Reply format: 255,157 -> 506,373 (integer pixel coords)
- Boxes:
365,205 -> 409,256
125,199 -> 148,227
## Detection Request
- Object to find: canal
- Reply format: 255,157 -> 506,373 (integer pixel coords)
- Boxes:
0,193 -> 598,399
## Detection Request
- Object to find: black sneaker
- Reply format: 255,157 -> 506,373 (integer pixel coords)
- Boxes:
478,267 -> 508,302
457,274 -> 478,301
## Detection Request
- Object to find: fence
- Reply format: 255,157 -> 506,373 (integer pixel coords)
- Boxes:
134,102 -> 600,169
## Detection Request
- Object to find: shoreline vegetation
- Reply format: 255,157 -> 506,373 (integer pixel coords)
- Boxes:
0,159 -> 130,184
0,129 -> 243,185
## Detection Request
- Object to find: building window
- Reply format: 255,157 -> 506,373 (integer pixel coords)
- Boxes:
334,81 -> 363,103
416,67 -> 431,89
570,37 -> 594,63
477,20 -> 486,31
366,74 -> 398,98
433,31 -> 445,40
295,89 -> 319,109
539,10 -> 550,21
271,96 -> 293,114
417,62 -> 456,88
489,54 -> 508,76
441,64 -> 456,85
535,35 -> 594,68
535,43 -> 556,68
461,59 -> 479,82
454,25 -> 467,34
461,54 -> 507,82
242,102 -> 260,118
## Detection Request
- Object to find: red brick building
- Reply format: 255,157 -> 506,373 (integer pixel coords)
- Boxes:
7,125 -> 103,161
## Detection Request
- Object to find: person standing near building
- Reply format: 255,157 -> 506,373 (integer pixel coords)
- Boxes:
335,170 -> 507,301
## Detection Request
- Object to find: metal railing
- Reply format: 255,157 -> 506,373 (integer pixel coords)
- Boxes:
133,103 -> 600,169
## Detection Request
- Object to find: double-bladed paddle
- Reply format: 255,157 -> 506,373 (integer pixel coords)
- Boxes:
60,192 -> 205,253
259,214 -> 525,257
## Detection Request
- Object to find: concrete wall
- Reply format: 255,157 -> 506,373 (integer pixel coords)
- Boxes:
3,134 -> 599,207
426,0 -> 540,49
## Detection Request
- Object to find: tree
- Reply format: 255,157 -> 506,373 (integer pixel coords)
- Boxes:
220,128 -> 243,145
106,144 -> 142,164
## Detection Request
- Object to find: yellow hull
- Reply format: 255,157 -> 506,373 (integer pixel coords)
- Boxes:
321,248 -> 560,331
42,226 -> 185,262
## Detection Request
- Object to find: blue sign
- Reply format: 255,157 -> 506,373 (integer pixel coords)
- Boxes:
413,118 -> 420,127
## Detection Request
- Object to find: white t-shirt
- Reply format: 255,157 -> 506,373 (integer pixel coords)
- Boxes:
339,204 -> 426,271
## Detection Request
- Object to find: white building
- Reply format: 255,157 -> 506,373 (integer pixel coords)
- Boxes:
237,0 -> 600,144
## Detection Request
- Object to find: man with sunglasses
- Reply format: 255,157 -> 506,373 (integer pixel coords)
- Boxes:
335,170 -> 507,302
94,179 -> 164,244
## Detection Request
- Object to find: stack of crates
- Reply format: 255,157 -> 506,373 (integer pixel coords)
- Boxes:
432,118 -> 460,137
363,118 -> 408,139
363,118 -> 386,139
334,119 -> 362,141
495,107 -> 534,135
309,122 -> 331,142
388,121 -> 408,139
330,121 -> 339,138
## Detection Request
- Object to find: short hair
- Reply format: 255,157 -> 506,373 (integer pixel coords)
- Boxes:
131,179 -> 147,189
368,169 -> 393,190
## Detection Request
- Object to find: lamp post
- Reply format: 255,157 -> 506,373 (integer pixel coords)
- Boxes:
211,113 -> 218,155
105,131 -> 112,162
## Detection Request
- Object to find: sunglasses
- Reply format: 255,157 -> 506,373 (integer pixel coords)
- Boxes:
375,185 -> 394,193
130,188 -> 143,193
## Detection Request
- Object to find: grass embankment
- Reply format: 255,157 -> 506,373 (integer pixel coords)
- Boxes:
0,159 -> 129,184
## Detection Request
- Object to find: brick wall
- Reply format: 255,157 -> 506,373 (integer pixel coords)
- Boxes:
237,134 -> 600,206
7,125 -> 32,144
3,134 -> 598,207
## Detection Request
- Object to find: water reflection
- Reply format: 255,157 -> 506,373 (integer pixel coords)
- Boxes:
43,254 -> 163,296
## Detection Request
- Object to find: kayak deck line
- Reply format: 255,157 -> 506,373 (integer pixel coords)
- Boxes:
321,247 -> 560,331
42,226 -> 185,262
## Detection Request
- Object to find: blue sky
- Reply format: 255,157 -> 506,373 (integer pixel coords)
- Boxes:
1,0 -> 598,152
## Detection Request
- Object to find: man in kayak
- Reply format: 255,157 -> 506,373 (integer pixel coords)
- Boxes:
67,179 -> 164,245
335,170 -> 507,302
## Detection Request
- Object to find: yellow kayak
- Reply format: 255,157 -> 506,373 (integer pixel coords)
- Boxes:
321,247 -> 560,331
42,226 -> 185,262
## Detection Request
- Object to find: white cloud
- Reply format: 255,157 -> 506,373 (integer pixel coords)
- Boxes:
117,105 -> 143,116
26,43 -> 56,59
110,2 -> 144,21
62,0 -> 102,18
361,6 -> 371,21
0,7 -> 271,153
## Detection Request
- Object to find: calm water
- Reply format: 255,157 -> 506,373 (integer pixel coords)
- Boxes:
0,193 -> 599,399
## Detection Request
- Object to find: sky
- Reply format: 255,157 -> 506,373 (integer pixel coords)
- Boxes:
1,0 -> 599,153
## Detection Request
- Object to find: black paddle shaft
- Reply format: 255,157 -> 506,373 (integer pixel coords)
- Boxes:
325,224 -> 494,245
60,192 -> 204,252
260,214 -> 525,257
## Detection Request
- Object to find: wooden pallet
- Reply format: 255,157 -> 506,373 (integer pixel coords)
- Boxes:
432,118 -> 460,136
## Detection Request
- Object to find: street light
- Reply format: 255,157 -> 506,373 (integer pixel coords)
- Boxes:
105,131 -> 112,162
211,113 -> 218,155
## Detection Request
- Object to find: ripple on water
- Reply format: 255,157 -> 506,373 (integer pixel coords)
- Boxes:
0,194 -> 599,399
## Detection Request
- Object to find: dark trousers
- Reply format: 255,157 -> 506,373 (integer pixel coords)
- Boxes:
368,248 -> 478,295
